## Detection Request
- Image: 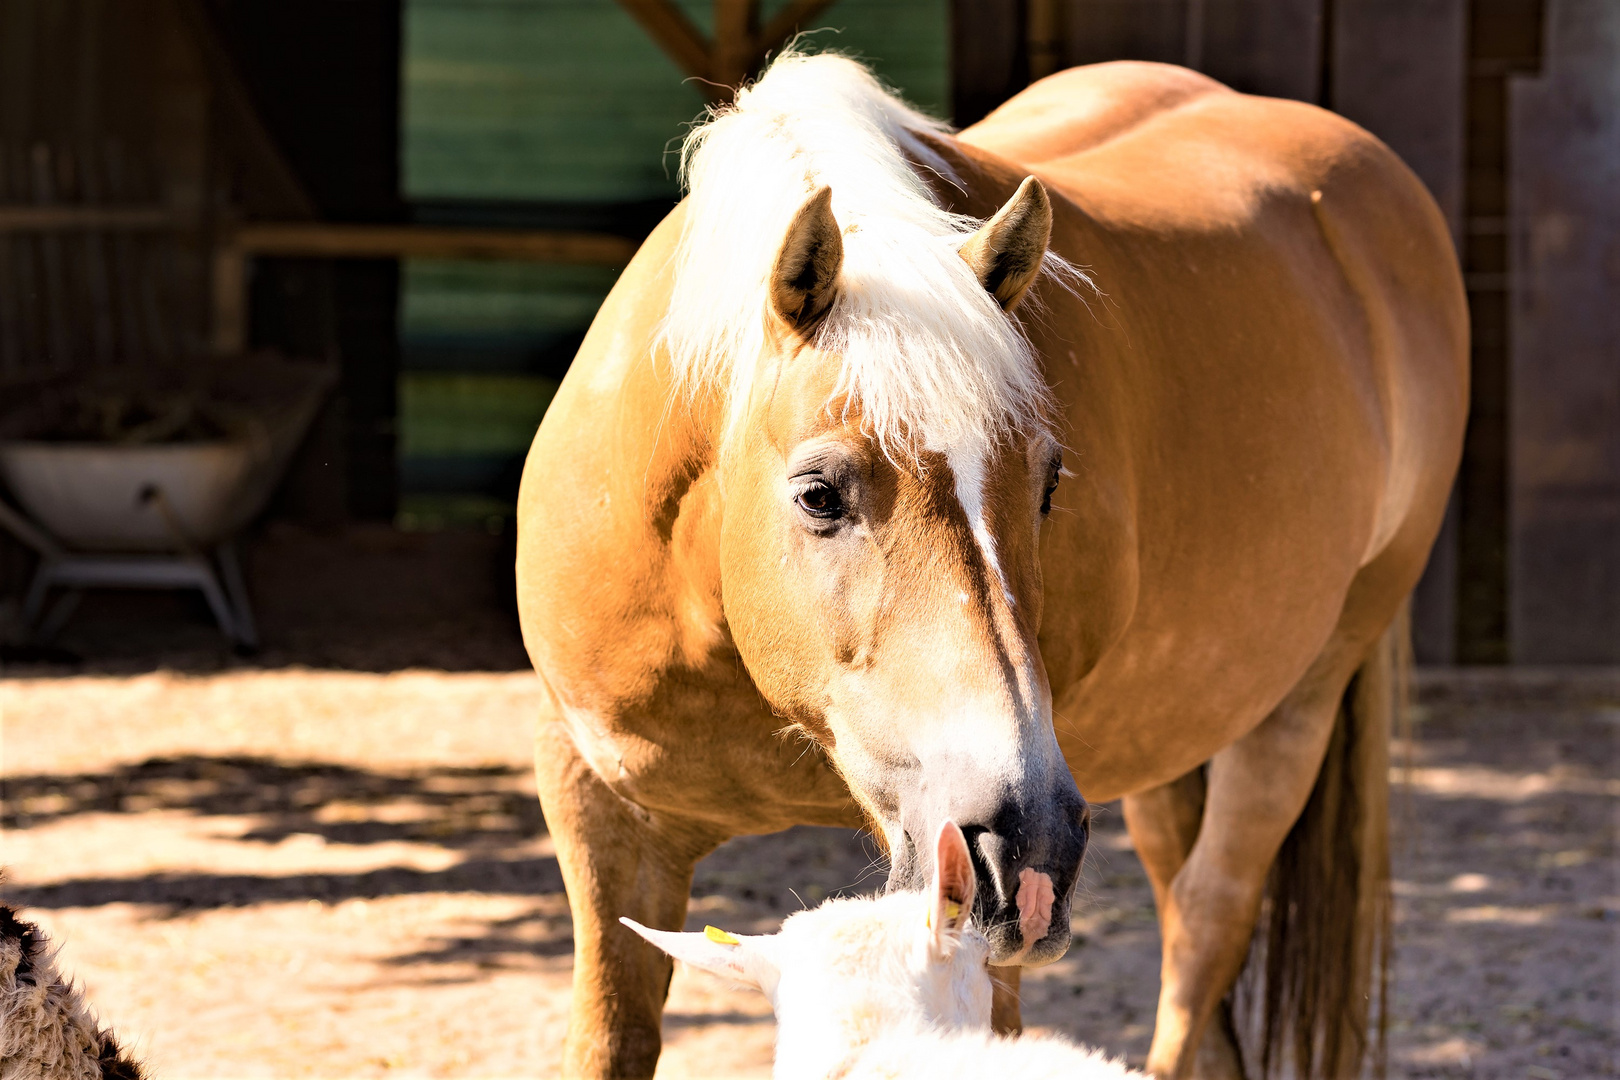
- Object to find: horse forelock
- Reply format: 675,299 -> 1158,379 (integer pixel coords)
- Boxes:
659,50 -> 1081,461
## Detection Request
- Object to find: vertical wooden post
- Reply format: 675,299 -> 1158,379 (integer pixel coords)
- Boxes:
712,0 -> 758,91
1027,0 -> 1061,80
1507,0 -> 1617,663
1455,0 -> 1545,663
209,240 -> 246,355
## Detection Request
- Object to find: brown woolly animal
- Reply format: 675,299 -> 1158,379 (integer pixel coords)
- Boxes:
0,906 -> 144,1080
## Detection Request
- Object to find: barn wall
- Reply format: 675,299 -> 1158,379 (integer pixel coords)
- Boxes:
1508,0 -> 1620,663
0,0 -> 213,368
958,0 -> 1474,661
207,0 -> 404,522
1331,0 -> 1467,662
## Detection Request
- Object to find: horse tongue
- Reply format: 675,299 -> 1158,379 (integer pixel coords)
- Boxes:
1015,867 -> 1055,943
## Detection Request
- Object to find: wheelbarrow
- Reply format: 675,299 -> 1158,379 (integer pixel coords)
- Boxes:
0,356 -> 335,650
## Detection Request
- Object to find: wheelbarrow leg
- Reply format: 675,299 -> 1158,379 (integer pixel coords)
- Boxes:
214,542 -> 258,651
36,589 -> 84,643
192,561 -> 244,648
21,558 -> 57,630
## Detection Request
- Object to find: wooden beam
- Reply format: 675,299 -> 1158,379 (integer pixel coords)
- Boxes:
712,0 -> 759,90
227,223 -> 639,265
212,223 -> 640,355
0,205 -> 184,231
615,0 -> 715,87
756,0 -> 839,65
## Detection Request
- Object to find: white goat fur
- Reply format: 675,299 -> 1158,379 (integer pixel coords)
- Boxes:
623,822 -> 1142,1080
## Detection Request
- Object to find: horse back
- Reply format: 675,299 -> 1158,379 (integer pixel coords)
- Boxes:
956,64 -> 1468,795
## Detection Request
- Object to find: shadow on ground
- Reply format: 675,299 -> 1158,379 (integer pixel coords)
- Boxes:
3,754 -> 544,844
1,523 -> 530,676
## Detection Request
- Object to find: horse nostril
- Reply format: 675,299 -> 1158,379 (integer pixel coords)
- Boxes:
957,823 -> 998,910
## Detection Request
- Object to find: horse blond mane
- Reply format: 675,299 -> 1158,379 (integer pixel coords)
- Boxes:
661,52 -> 1074,457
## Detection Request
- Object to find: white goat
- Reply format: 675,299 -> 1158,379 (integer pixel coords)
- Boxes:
623,822 -> 1143,1080
0,905 -> 144,1080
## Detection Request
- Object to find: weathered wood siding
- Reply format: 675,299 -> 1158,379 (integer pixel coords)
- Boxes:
1508,0 -> 1620,663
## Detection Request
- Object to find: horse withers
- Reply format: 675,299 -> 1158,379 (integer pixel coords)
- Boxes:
516,54 -> 1465,1079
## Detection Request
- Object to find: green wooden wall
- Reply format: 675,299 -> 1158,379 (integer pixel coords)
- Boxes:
398,0 -> 949,523
403,0 -> 949,201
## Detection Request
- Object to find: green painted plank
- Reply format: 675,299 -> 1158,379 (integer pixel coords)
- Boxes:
403,0 -> 949,202
399,372 -> 561,456
401,260 -> 620,339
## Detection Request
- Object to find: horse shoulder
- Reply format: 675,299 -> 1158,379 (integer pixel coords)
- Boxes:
517,207 -> 720,716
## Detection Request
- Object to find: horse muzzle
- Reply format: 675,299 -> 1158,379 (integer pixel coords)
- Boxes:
888,779 -> 1090,966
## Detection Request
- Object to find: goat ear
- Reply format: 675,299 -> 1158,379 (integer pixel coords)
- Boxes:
770,185 -> 843,331
620,918 -> 780,996
930,820 -> 976,956
959,175 -> 1051,310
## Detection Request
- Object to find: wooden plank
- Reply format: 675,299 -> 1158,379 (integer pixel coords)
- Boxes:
1200,0 -> 1325,101
1508,0 -> 1619,663
1330,0 -> 1466,663
227,223 -> 638,266
1331,0 -> 1465,239
0,204 -> 179,231
1060,0 -> 1192,69
614,0 -> 715,87
952,0 -> 1026,126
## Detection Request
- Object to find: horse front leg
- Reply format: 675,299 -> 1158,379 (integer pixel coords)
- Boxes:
1138,677 -> 1347,1080
534,720 -> 722,1078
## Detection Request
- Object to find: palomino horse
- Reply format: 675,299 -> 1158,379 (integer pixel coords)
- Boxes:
516,54 -> 1465,1079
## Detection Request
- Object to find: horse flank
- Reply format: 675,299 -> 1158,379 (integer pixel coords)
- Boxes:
660,51 -> 1084,461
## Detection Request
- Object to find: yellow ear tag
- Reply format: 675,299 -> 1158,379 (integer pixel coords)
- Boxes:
945,901 -> 961,922
704,925 -> 741,946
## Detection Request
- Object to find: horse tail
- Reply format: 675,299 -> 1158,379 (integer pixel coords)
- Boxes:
1245,603 -> 1406,1079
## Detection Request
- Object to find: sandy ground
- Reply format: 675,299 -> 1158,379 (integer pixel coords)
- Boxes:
2,667 -> 1614,1079
0,530 -> 1614,1078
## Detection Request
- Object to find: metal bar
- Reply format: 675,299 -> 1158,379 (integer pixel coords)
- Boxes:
216,541 -> 258,650
0,498 -> 65,557
44,554 -> 220,589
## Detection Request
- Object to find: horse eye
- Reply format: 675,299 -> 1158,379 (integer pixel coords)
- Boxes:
1040,459 -> 1060,516
796,482 -> 843,519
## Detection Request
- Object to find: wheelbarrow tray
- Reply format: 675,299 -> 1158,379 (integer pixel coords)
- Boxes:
0,357 -> 335,552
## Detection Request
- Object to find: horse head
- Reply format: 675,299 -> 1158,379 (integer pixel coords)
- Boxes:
672,140 -> 1088,964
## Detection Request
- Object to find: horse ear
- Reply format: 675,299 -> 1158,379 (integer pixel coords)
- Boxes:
960,175 -> 1052,310
619,918 -> 780,996
770,185 -> 843,331
930,820 -> 976,957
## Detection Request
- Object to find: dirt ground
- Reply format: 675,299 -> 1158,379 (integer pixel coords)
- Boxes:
1,527 -> 1616,1078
